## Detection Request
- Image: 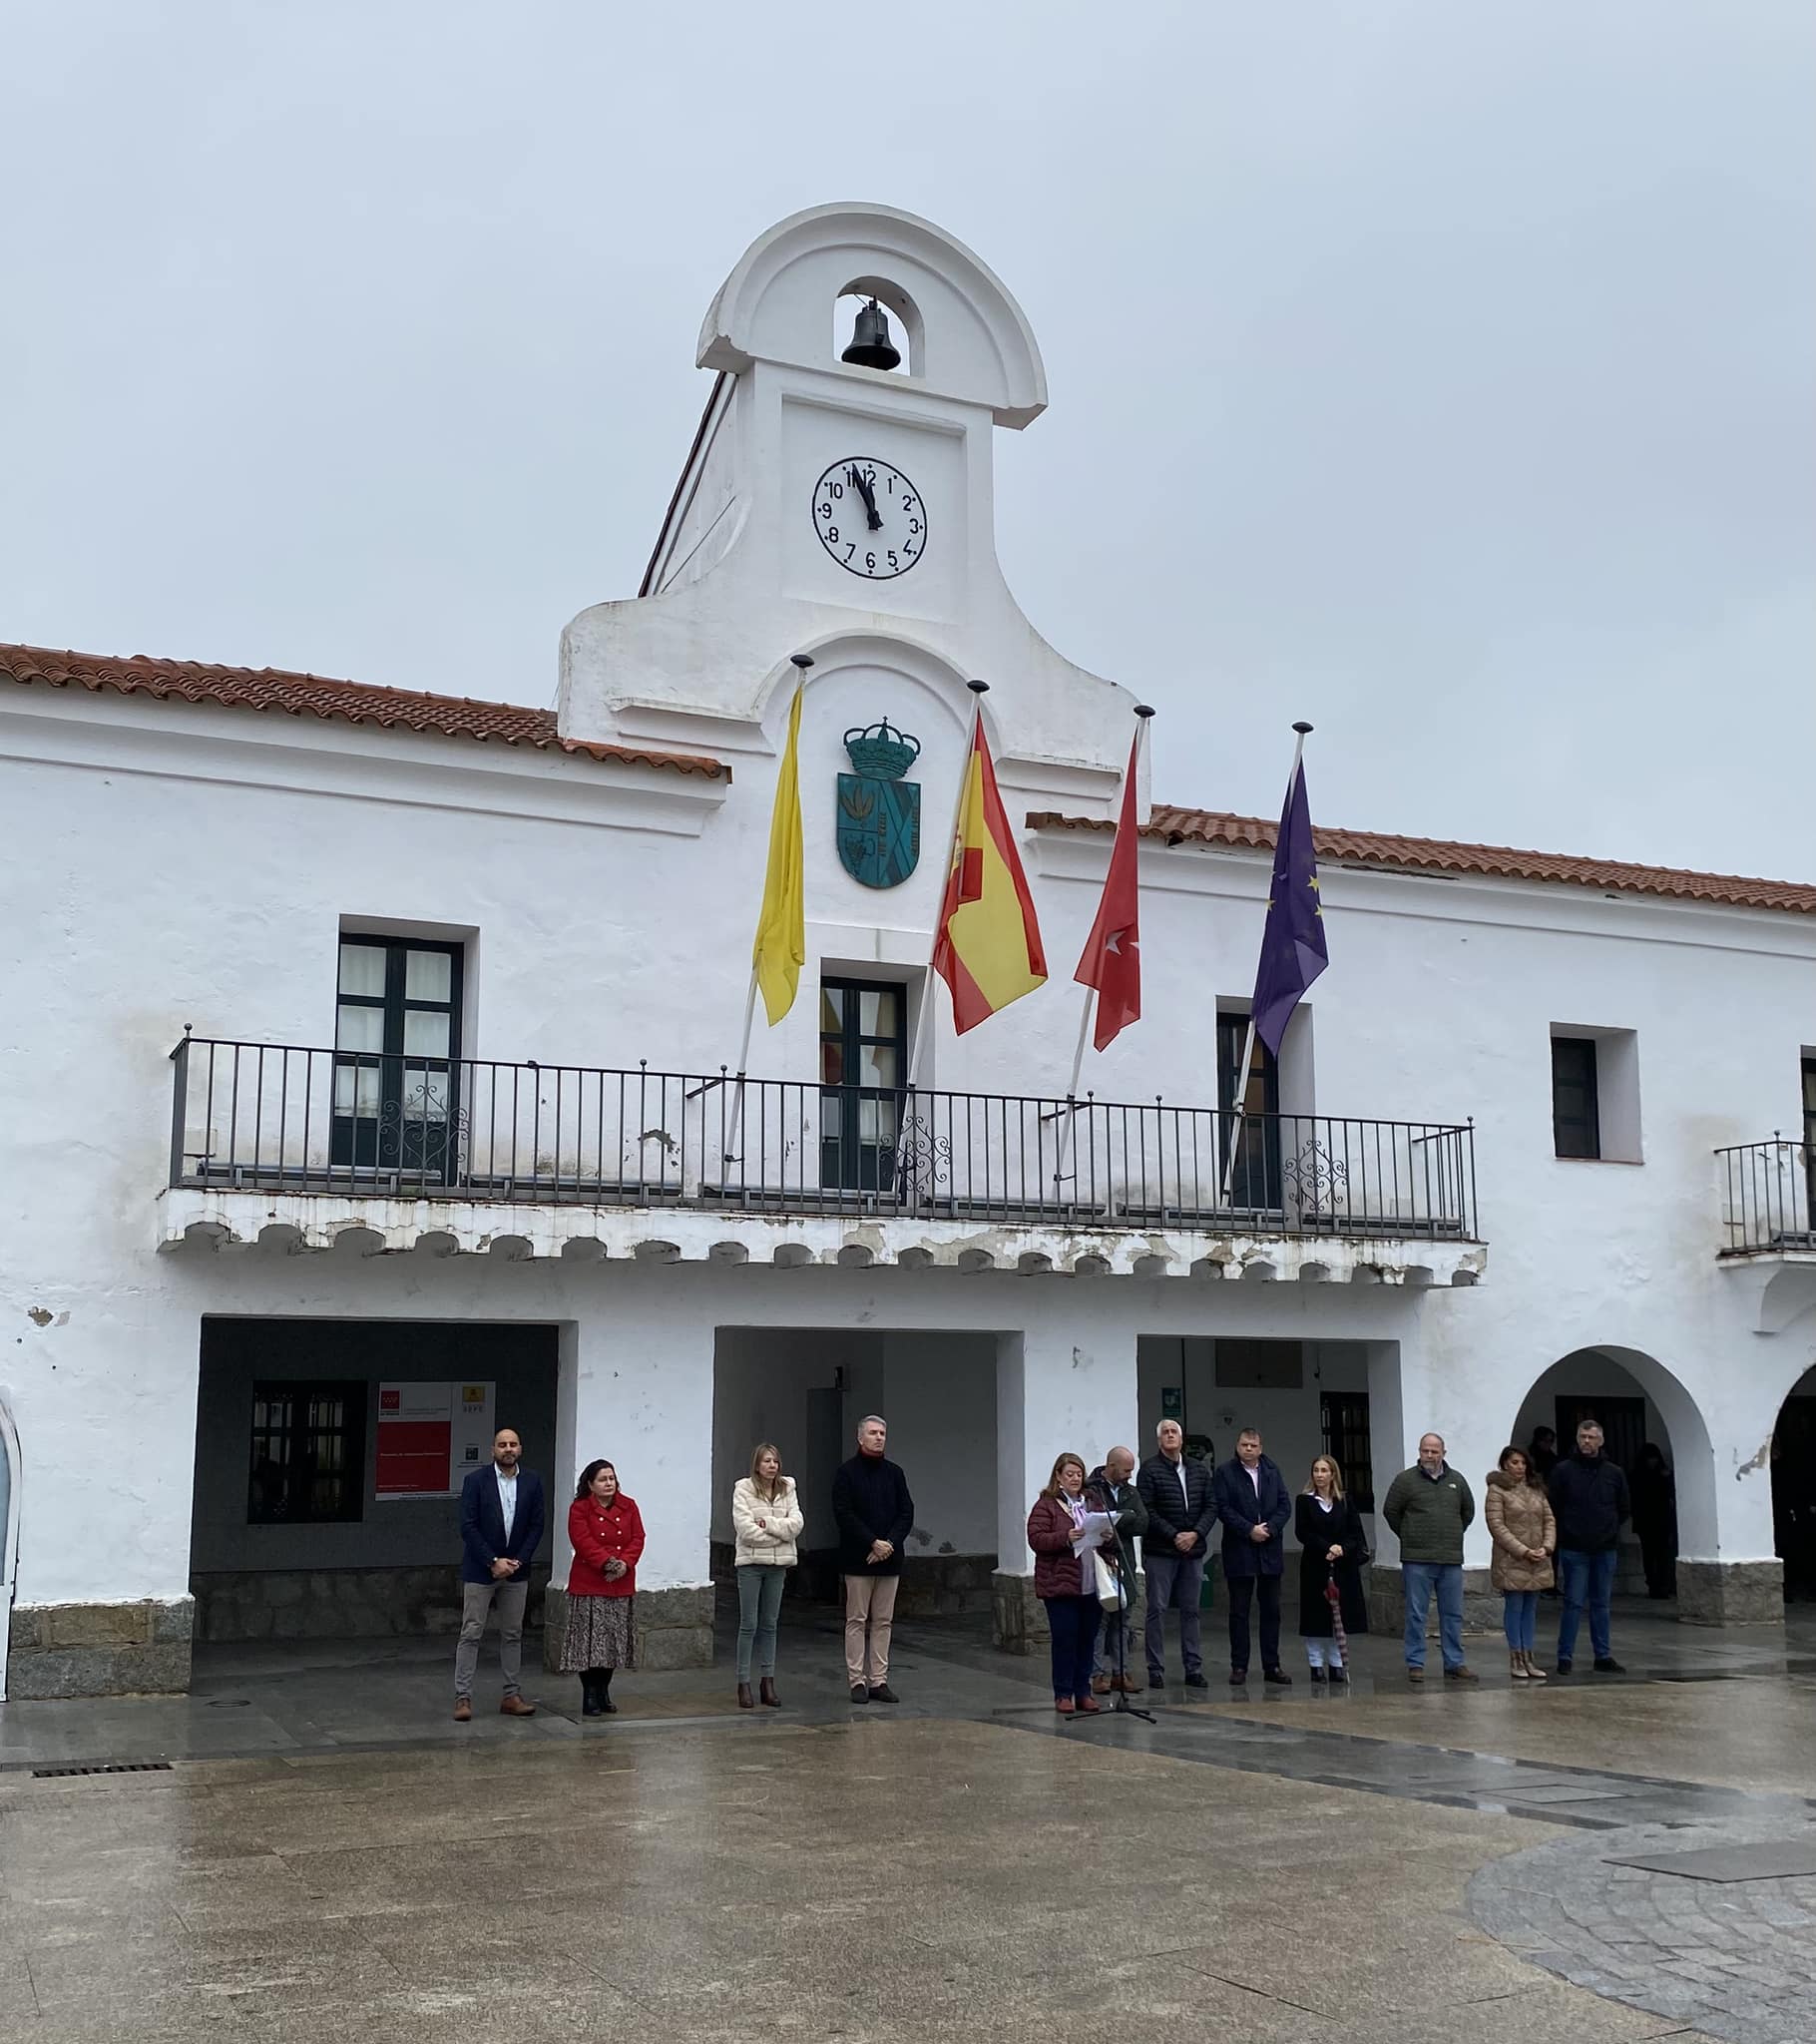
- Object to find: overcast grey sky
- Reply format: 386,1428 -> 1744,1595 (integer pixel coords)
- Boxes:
5,3 -> 1812,878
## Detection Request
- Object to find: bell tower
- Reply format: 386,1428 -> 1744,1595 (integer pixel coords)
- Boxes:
558,202 -> 1135,812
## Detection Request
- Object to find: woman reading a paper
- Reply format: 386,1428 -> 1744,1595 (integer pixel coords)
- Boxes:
1027,1453 -> 1116,1716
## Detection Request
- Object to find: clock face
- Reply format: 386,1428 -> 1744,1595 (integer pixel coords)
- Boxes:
810,458 -> 926,579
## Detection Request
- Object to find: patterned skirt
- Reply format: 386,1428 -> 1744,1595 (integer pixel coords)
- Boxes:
560,1593 -> 640,1672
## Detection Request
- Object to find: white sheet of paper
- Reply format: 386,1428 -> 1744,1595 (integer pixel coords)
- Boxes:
1073,1511 -> 1116,1550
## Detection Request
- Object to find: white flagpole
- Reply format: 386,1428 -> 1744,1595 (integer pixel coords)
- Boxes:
906,678 -> 990,1098
725,653 -> 813,1166
1056,703 -> 1153,1201
1220,720 -> 1312,1207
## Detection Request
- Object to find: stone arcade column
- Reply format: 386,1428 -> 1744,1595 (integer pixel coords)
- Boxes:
1364,1331 -> 1505,1639
992,1321 -> 1138,1654
545,1296 -> 717,1674
1676,1340 -> 1785,1628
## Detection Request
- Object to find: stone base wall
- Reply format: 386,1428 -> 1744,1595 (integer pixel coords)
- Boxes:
1365,1564 -> 1500,1639
1675,1559 -> 1784,1627
992,1572 -> 1146,1657
708,1545 -> 998,1618
192,1567 -> 550,1643
7,1599 -> 193,1698
543,1585 -> 714,1672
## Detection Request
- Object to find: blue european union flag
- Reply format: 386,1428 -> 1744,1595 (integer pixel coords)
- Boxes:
1250,761 -> 1327,1058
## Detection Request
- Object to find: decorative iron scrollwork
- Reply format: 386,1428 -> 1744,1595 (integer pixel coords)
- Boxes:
376,1087 -> 469,1175
1282,1135 -> 1349,1215
888,1109 -> 952,1205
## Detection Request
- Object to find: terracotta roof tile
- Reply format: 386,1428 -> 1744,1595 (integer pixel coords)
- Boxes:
1,644 -> 729,780
1027,804 -> 1816,916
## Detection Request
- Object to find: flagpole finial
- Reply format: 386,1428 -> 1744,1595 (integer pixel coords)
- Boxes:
1135,704 -> 1155,719
790,654 -> 815,671
968,678 -> 990,695
1292,720 -> 1313,735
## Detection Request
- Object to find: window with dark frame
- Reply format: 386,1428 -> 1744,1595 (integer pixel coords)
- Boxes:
1215,1010 -> 1281,1209
247,1381 -> 367,1524
1321,1391 -> 1374,1511
332,935 -> 464,1181
1551,1036 -> 1601,1160
819,977 -> 908,1191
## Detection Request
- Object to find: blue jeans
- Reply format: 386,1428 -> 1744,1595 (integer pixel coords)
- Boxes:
1045,1594 -> 1102,1702
1402,1561 -> 1465,1671
1557,1547 -> 1616,1663
1503,1590 -> 1538,1652
735,1565 -> 786,1681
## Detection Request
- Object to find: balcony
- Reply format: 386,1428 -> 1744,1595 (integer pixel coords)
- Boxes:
159,1037 -> 1486,1282
1717,1137 -> 1815,1258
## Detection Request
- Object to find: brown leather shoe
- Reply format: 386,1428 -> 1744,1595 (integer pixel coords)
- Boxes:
759,1678 -> 779,1708
1116,1674 -> 1146,1694
499,1694 -> 537,1716
1090,1674 -> 1112,1696
452,1698 -> 472,1722
1443,1665 -> 1480,1684
737,1683 -> 754,1710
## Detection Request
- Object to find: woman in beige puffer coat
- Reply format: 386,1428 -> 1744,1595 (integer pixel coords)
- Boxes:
1486,1447 -> 1557,1681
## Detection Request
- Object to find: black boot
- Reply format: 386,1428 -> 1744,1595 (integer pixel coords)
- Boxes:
599,1669 -> 618,1715
580,1672 -> 603,1718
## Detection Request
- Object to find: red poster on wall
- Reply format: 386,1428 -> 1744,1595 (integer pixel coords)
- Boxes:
375,1382 -> 495,1499
375,1383 -> 451,1497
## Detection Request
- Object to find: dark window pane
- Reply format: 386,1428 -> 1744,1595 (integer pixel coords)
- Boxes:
247,1380 -> 367,1525
1552,1037 -> 1600,1160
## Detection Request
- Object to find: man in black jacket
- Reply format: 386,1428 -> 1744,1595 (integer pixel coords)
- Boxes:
831,1414 -> 914,1704
1136,1418 -> 1217,1690
1547,1419 -> 1630,1674
1212,1429 -> 1294,1687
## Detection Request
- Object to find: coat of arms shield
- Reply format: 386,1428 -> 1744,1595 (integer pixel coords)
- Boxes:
836,719 -> 921,889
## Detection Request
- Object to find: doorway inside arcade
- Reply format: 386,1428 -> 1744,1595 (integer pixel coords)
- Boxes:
1135,1336 -> 1382,1539
709,1327 -> 998,1620
189,1316 -> 561,1644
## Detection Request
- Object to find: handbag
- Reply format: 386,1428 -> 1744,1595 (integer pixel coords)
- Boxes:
1094,1548 -> 1127,1610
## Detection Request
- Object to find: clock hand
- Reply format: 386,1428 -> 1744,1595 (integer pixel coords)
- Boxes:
849,464 -> 883,532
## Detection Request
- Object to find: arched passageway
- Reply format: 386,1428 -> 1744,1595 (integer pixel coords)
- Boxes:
1508,1345 -> 1715,1599
1772,1361 -> 1816,1602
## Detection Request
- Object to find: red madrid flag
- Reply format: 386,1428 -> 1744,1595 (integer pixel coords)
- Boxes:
1074,728 -> 1142,1050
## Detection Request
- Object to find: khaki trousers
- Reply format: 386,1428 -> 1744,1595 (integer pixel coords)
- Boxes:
454,1578 -> 528,1699
843,1573 -> 899,1685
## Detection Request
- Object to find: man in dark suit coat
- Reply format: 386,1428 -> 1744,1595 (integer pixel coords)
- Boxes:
454,1427 -> 546,1721
1214,1428 -> 1293,1686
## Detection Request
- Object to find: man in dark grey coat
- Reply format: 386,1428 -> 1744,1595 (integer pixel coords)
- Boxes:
1137,1418 -> 1217,1690
1087,1446 -> 1148,1694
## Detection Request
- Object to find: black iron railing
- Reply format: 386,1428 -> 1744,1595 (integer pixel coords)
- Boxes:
168,1037 -> 1480,1241
1716,1136 -> 1814,1255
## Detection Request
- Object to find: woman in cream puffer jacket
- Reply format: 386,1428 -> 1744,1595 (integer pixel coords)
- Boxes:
731,1445 -> 804,1710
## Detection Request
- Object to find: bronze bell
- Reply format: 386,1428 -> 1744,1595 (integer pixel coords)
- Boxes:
841,297 -> 901,371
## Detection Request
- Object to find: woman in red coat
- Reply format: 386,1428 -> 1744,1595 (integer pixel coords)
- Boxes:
1027,1452 -> 1105,1717
562,1460 -> 645,1717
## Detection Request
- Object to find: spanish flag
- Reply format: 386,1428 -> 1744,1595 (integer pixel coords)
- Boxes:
750,682 -> 805,1025
932,716 -> 1048,1033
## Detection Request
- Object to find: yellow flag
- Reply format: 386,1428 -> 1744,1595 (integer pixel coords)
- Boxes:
751,683 -> 805,1025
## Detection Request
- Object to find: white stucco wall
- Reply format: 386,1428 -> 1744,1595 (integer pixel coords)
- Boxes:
2,201 -> 1811,1640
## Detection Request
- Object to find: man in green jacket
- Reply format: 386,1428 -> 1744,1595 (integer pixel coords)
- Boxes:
1381,1433 -> 1478,1685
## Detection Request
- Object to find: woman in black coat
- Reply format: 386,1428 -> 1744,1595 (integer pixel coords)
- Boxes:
1296,1456 -> 1369,1685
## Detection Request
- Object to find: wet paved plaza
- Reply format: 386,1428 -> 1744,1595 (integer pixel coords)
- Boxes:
0,1607 -> 1811,2040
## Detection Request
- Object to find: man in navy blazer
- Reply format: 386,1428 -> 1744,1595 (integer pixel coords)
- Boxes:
1213,1428 -> 1293,1687
453,1427 -> 546,1721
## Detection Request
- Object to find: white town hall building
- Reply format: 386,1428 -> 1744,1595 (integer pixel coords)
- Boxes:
2,204 -> 1813,1699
